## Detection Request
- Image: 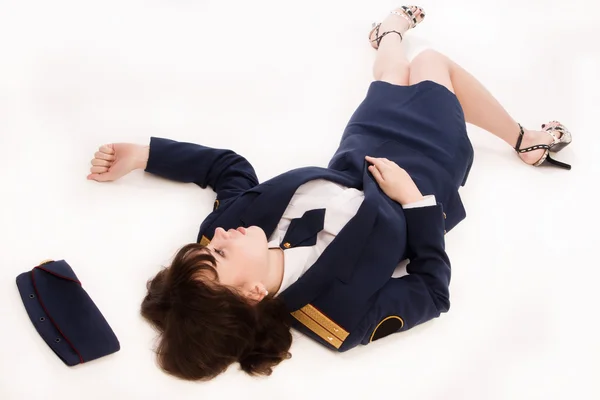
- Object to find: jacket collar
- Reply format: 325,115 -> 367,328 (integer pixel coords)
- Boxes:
202,164 -> 375,312
239,167 -> 361,240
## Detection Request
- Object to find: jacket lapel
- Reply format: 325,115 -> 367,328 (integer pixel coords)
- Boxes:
239,187 -> 294,240
279,164 -> 379,311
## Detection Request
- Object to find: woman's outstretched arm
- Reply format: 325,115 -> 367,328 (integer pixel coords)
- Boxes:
87,137 -> 259,202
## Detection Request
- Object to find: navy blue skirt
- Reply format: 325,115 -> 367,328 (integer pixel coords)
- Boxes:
339,80 -> 474,188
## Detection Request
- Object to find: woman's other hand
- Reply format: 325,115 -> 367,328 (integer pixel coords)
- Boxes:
365,156 -> 424,206
87,143 -> 149,182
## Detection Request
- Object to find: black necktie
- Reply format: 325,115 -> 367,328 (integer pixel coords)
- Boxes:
279,208 -> 326,250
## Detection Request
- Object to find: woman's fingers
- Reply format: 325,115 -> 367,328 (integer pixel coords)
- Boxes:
365,155 -> 388,169
91,158 -> 111,167
99,144 -> 115,155
87,172 -> 113,182
90,144 -> 115,169
94,151 -> 116,161
87,143 -> 118,182
373,156 -> 403,171
90,166 -> 109,174
366,156 -> 388,182
368,165 -> 384,183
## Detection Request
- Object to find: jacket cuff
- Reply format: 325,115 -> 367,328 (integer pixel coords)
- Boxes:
403,204 -> 446,246
144,137 -> 164,173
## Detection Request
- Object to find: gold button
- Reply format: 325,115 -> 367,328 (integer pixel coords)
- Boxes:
39,259 -> 54,265
443,212 -> 446,219
214,199 -> 220,210
283,242 -> 291,249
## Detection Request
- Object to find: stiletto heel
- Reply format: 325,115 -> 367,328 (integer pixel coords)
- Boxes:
514,123 -> 573,170
545,154 -> 571,169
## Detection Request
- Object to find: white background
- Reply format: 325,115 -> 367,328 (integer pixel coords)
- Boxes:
1,0 -> 599,399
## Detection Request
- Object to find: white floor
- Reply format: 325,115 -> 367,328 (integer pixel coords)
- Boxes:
2,1 -> 599,399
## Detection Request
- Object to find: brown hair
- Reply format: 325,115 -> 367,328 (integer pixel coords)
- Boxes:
140,243 -> 293,380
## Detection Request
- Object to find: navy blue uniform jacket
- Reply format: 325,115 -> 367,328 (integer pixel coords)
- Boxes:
144,133 -> 466,351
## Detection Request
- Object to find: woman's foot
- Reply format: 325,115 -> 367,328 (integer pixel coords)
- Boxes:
369,6 -> 425,49
517,122 -> 564,165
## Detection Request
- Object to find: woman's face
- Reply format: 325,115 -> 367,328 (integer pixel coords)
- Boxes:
205,226 -> 270,298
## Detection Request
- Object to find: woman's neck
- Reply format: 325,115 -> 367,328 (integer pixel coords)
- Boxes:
265,248 -> 285,295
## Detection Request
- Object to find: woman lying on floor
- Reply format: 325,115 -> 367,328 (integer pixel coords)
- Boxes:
87,5 -> 572,381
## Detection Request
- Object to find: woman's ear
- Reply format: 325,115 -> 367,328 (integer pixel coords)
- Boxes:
245,283 -> 268,303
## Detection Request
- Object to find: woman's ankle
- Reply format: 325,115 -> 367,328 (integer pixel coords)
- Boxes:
517,127 -> 557,165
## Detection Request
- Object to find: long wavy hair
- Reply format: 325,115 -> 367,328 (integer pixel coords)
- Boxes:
141,243 -> 293,380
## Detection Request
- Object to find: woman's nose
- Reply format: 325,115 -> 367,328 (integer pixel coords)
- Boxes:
214,227 -> 229,239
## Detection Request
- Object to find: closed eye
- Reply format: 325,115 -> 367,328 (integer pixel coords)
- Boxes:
214,248 -> 225,257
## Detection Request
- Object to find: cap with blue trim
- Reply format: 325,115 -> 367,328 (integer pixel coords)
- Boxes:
16,259 -> 120,366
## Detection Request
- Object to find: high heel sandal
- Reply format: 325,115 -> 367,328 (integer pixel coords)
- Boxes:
369,6 -> 425,49
514,122 -> 573,170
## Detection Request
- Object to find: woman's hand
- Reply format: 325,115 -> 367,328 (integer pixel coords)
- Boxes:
365,156 -> 424,206
87,143 -> 149,182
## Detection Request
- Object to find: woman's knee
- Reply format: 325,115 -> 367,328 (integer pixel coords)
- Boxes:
408,49 -> 454,92
411,49 -> 448,67
373,60 -> 410,85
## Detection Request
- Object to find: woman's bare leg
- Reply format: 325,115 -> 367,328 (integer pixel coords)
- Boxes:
409,50 -> 558,165
372,7 -> 425,86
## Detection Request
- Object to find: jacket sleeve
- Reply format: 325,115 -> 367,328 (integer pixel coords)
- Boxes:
144,137 -> 259,202
359,204 -> 451,345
